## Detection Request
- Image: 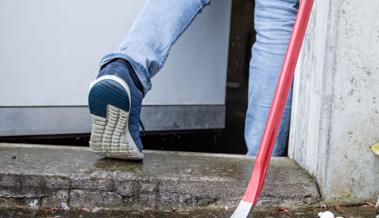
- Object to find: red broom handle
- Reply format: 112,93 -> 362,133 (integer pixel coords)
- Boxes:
242,0 -> 314,205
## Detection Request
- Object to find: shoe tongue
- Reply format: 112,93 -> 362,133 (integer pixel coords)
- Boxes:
116,59 -> 144,94
100,58 -> 144,94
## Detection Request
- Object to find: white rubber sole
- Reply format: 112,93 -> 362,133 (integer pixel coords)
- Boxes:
89,75 -> 144,160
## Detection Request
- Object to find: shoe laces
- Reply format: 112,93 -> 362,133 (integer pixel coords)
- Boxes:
139,119 -> 146,136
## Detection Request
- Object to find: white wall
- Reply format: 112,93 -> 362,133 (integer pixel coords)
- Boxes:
289,0 -> 379,202
0,0 -> 231,106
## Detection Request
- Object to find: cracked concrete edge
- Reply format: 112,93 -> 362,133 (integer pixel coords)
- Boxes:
0,173 -> 243,210
0,171 -> 320,211
0,143 -> 321,210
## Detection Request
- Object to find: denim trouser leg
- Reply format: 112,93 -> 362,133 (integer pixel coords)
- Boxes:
245,0 -> 299,156
100,0 -> 210,95
100,0 -> 298,156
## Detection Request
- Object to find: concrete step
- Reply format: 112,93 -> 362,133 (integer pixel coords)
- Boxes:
0,143 -> 320,217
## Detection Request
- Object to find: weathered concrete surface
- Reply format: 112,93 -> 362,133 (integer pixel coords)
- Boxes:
289,0 -> 379,202
0,143 -> 319,216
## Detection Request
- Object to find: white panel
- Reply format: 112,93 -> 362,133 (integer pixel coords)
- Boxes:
0,0 -> 231,106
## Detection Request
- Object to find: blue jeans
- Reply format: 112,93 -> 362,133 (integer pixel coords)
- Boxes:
100,0 -> 299,156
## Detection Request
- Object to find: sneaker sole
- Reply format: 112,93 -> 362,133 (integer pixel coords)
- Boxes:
88,75 -> 143,160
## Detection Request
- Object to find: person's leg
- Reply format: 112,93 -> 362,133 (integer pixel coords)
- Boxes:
88,0 -> 210,159
245,0 -> 299,156
101,0 -> 210,95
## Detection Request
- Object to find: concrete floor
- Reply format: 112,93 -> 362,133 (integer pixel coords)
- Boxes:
0,205 -> 377,218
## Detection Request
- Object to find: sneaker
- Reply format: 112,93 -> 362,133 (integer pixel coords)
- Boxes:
88,59 -> 144,160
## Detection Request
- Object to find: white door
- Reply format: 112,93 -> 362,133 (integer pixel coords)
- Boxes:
0,0 -> 231,136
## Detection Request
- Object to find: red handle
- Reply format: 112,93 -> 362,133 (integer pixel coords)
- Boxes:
242,0 -> 314,205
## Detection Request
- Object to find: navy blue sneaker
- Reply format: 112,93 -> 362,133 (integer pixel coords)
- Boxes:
88,59 -> 144,160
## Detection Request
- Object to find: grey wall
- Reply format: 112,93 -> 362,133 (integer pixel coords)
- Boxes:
289,0 -> 379,202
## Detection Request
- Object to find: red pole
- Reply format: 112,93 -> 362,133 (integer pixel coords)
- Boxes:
242,0 -> 314,205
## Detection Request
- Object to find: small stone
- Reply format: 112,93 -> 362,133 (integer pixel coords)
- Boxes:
318,211 -> 335,218
80,207 -> 90,212
275,207 -> 289,212
28,199 -> 39,209
60,202 -> 70,211
92,207 -> 102,213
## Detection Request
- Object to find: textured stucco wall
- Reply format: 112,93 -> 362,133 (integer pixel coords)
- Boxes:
289,0 -> 379,202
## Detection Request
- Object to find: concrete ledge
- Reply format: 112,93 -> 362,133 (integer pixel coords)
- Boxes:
0,143 -> 320,215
